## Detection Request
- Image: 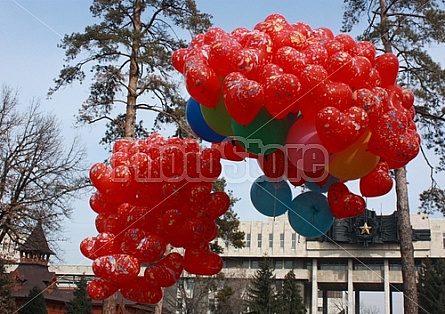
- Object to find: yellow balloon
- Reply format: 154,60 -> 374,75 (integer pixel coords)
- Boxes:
327,130 -> 380,181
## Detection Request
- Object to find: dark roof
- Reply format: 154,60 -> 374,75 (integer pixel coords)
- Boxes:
19,221 -> 54,255
11,264 -> 57,298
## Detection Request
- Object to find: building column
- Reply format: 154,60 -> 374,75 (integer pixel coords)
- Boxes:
355,291 -> 360,314
322,290 -> 328,314
384,259 -> 391,314
348,259 -> 354,314
312,258 -> 318,314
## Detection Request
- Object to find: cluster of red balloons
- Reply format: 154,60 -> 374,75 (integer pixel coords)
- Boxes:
82,134 -> 230,303
172,13 -> 421,228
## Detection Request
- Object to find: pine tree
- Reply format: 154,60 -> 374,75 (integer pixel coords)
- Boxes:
277,270 -> 306,314
246,258 -> 277,314
417,258 -> 445,314
49,0 -> 212,145
65,276 -> 93,314
18,286 -> 48,314
0,260 -> 16,314
342,2 -> 445,313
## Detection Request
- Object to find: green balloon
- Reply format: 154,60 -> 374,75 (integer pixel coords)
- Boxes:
231,108 -> 290,155
200,97 -> 234,137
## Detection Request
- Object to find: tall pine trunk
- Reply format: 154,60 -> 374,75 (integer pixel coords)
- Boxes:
103,1 -> 141,313
395,168 -> 418,314
378,1 -> 418,313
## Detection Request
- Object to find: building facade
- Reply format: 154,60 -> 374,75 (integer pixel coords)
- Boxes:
4,211 -> 445,314
218,211 -> 441,314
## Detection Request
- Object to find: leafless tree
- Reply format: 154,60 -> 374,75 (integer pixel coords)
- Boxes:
0,86 -> 89,253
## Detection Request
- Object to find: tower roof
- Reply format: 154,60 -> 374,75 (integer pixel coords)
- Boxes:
19,221 -> 55,256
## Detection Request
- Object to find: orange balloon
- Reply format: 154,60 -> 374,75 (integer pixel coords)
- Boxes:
327,130 -> 379,181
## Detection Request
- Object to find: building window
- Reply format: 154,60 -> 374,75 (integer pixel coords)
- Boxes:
442,233 -> 445,248
291,233 -> 296,249
242,260 -> 250,268
185,278 -> 195,290
258,233 -> 262,248
275,259 -> 283,269
246,233 -> 251,248
269,233 -> 273,248
280,233 -> 284,248
319,260 -> 348,271
284,259 -> 293,269
251,260 -> 259,269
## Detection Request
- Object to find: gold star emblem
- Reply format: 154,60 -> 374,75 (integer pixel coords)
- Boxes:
359,222 -> 372,235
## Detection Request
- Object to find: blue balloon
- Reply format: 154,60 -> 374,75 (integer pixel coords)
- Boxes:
304,174 -> 340,193
250,175 -> 292,217
288,191 -> 334,238
186,98 -> 226,143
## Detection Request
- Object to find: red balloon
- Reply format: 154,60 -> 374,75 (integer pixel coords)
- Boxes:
184,55 -> 221,108
94,232 -> 118,257
349,56 -> 372,90
133,234 -> 167,263
257,147 -> 287,181
374,53 -> 399,87
291,21 -> 312,38
87,277 -> 118,301
274,29 -> 307,51
368,110 -> 420,163
325,51 -> 354,84
208,37 -> 241,76
328,182 -> 366,219
360,161 -> 393,197
352,88 -> 384,127
89,191 -> 117,214
89,163 -> 112,192
298,82 -> 330,121
110,151 -> 130,168
356,41 -> 376,65
171,47 -> 190,73
183,247 -> 223,276
315,106 -> 369,153
231,48 -> 264,78
273,46 -> 307,74
121,277 -> 163,304
334,34 -> 358,55
80,236 -> 99,260
112,138 -> 131,153
159,252 -> 184,281
144,264 -> 176,288
323,39 -> 345,56
222,72 -> 264,125
212,140 -> 249,162
120,228 -> 146,253
284,157 -> 306,186
327,82 -> 353,111
303,43 -> 328,66
204,27 -> 229,45
263,73 -> 301,119
92,254 -> 140,285
206,191 -> 231,220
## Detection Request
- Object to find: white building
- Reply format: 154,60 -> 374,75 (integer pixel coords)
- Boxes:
218,211 -> 441,314
12,211 -> 444,314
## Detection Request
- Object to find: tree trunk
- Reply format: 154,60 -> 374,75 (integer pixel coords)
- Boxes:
104,1 -> 141,313
155,293 -> 163,314
124,0 -> 142,139
102,293 -> 117,314
395,167 -> 418,314
378,0 -> 418,312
